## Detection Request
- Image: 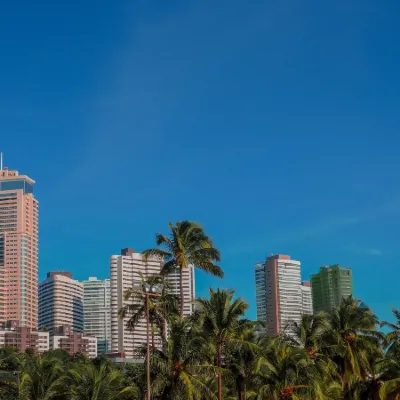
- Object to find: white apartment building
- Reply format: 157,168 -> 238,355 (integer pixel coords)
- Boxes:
301,281 -> 313,315
82,277 -> 111,355
110,248 -> 195,358
262,255 -> 303,337
39,272 -> 84,334
255,255 -> 314,337
166,266 -> 195,316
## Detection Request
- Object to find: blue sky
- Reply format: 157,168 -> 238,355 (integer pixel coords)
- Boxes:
1,0 -> 399,321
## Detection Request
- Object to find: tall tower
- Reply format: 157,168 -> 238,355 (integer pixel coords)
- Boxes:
110,248 -> 195,358
311,265 -> 353,313
110,248 -> 164,358
300,281 -> 313,315
0,164 -> 39,328
82,277 -> 111,355
265,254 -> 302,337
38,272 -> 84,334
254,262 -> 267,322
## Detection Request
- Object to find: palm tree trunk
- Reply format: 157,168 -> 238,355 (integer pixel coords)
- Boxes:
163,319 -> 167,349
218,342 -> 223,400
236,379 -> 245,400
180,267 -> 184,318
151,322 -> 155,348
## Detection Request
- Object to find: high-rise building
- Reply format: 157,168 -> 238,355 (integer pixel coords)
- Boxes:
0,165 -> 39,328
264,254 -> 302,337
301,281 -> 313,315
255,262 -> 267,322
165,266 -> 195,316
311,265 -> 353,313
38,272 -> 84,334
82,277 -> 111,355
110,248 -> 195,358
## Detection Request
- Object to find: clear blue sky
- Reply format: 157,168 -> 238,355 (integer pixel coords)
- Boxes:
1,0 -> 399,321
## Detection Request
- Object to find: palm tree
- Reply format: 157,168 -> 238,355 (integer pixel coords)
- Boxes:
63,361 -> 138,400
381,308 -> 400,355
150,318 -> 217,400
249,339 -> 341,400
224,327 -> 259,400
0,348 -> 21,399
119,273 -> 179,348
18,353 -> 66,400
286,312 -> 330,353
143,221 -> 223,317
323,296 -> 382,392
196,288 -> 252,400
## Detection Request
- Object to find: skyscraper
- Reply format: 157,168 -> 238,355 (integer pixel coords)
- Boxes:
311,265 -> 353,313
164,266 -> 195,316
261,254 -> 303,337
255,262 -> 267,322
110,248 -> 195,358
38,272 -> 84,334
0,165 -> 39,328
82,277 -> 111,355
301,281 -> 313,315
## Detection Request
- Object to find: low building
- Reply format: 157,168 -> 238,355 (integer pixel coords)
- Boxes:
0,320 -> 49,353
106,352 -> 144,365
50,325 -> 97,358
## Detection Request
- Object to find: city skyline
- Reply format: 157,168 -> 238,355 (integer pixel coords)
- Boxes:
0,157 -> 365,325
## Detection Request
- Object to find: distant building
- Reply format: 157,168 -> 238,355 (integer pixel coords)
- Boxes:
0,320 -> 49,353
50,325 -> 97,358
110,248 -> 195,358
255,262 -> 267,323
39,272 -> 84,334
106,352 -> 144,365
311,265 -> 353,313
256,254 -> 303,337
0,165 -> 39,328
301,281 -> 313,315
82,277 -> 111,355
165,266 -> 195,316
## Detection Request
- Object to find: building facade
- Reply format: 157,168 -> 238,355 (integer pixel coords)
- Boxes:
110,248 -> 195,358
165,266 -> 195,316
39,272 -> 84,334
301,281 -> 313,315
255,262 -> 267,322
0,320 -> 49,353
50,325 -> 97,358
311,265 -> 353,313
82,277 -> 111,355
0,166 -> 39,328
265,254 -> 303,337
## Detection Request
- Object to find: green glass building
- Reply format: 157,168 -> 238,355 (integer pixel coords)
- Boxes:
311,265 -> 353,313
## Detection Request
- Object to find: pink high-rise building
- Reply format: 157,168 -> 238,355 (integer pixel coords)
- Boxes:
0,165 -> 39,328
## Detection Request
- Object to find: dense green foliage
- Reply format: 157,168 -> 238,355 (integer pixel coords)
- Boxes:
2,294 -> 400,399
